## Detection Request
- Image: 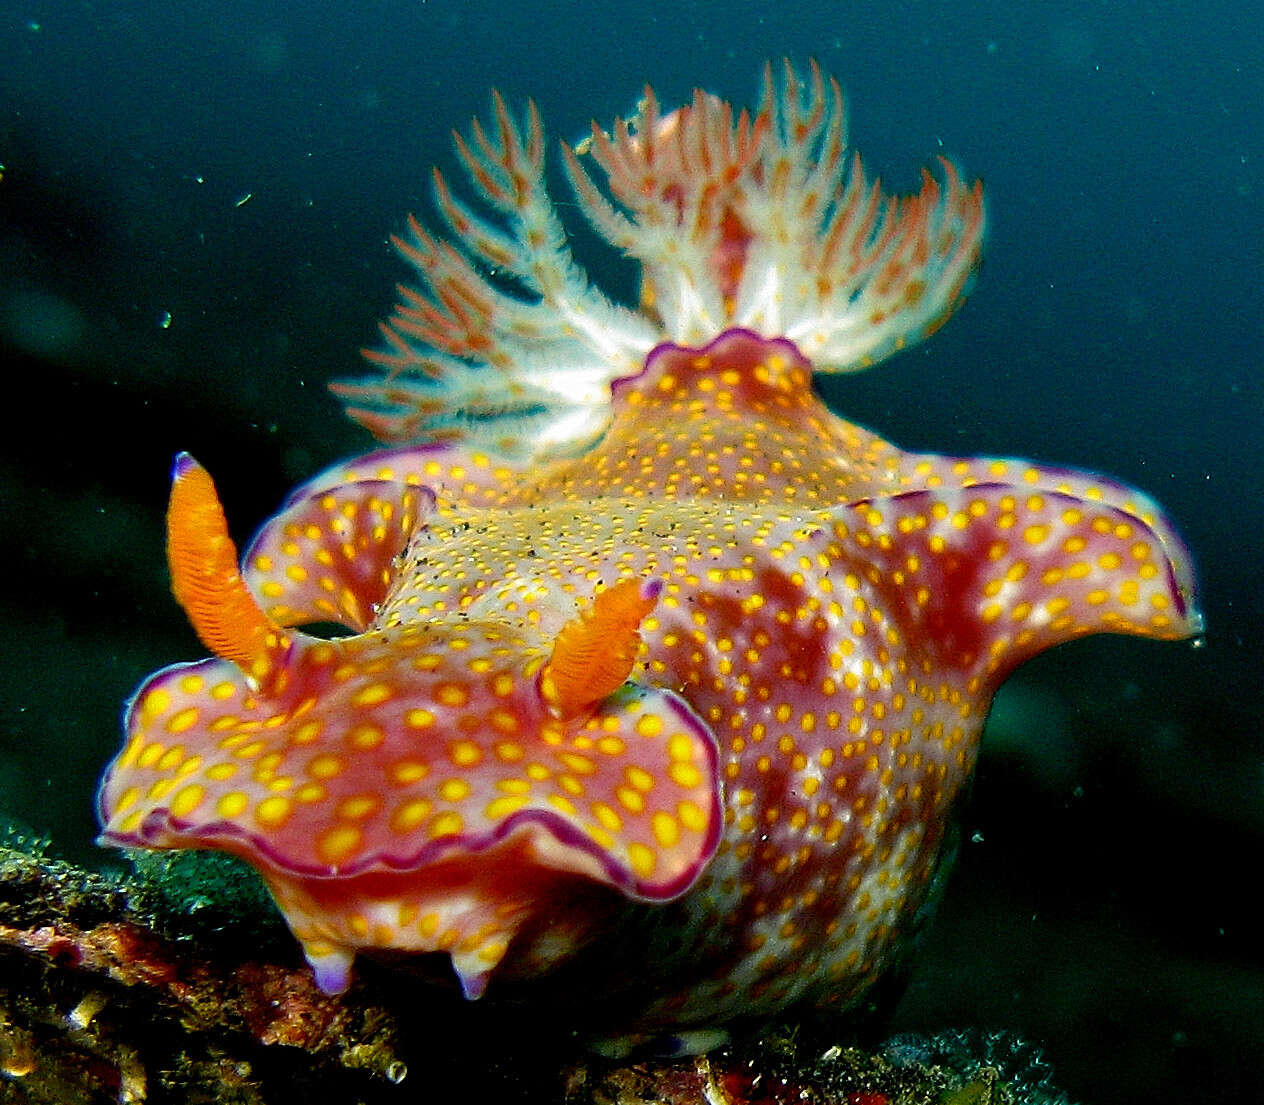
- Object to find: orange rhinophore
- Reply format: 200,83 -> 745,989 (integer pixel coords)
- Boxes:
166,452 -> 286,686
542,577 -> 662,719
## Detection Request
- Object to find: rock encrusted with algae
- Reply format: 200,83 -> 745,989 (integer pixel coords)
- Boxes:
563,1026 -> 1077,1105
0,843 -> 404,1104
0,838 -> 1077,1104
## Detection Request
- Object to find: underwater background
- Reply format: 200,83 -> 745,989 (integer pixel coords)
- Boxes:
1,0 -> 1260,1101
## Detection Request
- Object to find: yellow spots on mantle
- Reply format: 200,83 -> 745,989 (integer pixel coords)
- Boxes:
347,724 -> 384,751
429,812 -> 464,839
652,811 -> 680,847
316,824 -> 362,867
167,707 -> 200,734
307,754 -> 344,780
216,792 -> 249,819
390,760 -> 429,785
449,741 -> 482,767
434,683 -> 469,708
439,778 -> 471,802
170,784 -> 205,818
352,682 -> 392,708
627,842 -> 656,879
337,794 -> 381,821
256,795 -> 293,828
390,798 -> 432,834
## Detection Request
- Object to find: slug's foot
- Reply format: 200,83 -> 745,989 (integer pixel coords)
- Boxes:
303,942 -> 354,995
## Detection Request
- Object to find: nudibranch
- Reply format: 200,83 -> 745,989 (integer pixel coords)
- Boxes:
98,62 -> 1199,1052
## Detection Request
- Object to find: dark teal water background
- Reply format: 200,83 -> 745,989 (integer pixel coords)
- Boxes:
1,2 -> 1260,1101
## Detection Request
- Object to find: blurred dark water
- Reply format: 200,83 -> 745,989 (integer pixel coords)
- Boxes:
2,2 -> 1260,1102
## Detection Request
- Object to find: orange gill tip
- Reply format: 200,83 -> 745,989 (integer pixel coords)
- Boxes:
167,453 -> 288,687
541,577 -> 662,720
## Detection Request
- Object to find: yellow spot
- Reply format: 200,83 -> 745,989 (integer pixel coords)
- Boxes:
390,760 -> 429,784
440,778 -> 471,802
391,799 -> 432,833
627,842 -> 656,879
170,784 -> 205,818
626,766 -> 655,792
429,811 -> 464,838
337,794 -> 381,820
216,792 -> 249,818
157,745 -> 187,771
316,825 -> 363,866
478,940 -> 509,965
137,743 -> 165,769
667,733 -> 695,762
652,811 -> 680,847
308,754 -> 344,779
353,683 -> 392,707
636,714 -> 664,738
296,782 -> 327,803
678,800 -> 708,832
118,735 -> 145,769
449,741 -> 482,767
559,752 -> 596,775
485,795 -> 528,819
293,720 -> 323,745
592,802 -> 622,831
348,724 -> 384,750
616,786 -> 645,813
406,709 -> 435,729
142,689 -> 172,719
548,793 -> 577,816
435,683 -> 469,708
147,778 -> 175,801
668,761 -> 703,788
490,708 -> 520,735
256,796 -> 292,828
167,708 -> 200,734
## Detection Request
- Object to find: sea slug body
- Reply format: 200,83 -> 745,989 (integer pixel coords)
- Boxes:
98,62 -> 1199,1054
